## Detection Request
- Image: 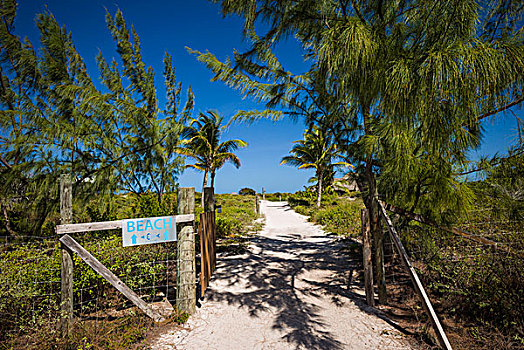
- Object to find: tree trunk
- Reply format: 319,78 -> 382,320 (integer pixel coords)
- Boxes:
316,169 -> 323,207
1,203 -> 16,236
210,170 -> 216,189
201,171 -> 208,208
362,106 -> 386,304
374,216 -> 387,304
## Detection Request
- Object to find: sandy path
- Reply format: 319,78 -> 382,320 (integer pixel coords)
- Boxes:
151,201 -> 414,350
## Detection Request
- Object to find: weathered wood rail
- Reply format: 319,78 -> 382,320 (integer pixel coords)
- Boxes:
60,234 -> 165,322
378,201 -> 453,350
56,214 -> 194,234
57,181 -> 197,325
199,211 -> 216,294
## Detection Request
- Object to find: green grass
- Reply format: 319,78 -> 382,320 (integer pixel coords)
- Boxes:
195,193 -> 263,254
288,192 -> 364,237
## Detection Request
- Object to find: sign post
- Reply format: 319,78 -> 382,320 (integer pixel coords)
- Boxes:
122,216 -> 177,247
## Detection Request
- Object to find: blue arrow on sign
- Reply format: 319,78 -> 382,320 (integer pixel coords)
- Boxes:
122,216 -> 177,247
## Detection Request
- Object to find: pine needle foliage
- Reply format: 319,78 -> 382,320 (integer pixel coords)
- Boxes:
0,1 -> 193,235
197,0 -> 523,225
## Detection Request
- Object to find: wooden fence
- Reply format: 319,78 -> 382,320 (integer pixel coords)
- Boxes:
199,211 -> 217,295
360,201 -> 453,350
56,175 -> 196,333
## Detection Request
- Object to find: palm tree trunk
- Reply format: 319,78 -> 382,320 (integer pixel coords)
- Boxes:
210,170 -> 216,189
202,170 -> 208,208
316,169 -> 323,208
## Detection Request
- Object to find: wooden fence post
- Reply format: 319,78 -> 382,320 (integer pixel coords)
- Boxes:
255,194 -> 260,215
361,209 -> 375,306
204,187 -> 214,213
262,187 -> 265,200
177,187 -> 196,314
60,174 -> 74,334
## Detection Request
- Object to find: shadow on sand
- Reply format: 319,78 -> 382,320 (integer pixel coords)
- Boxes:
200,202 -> 408,350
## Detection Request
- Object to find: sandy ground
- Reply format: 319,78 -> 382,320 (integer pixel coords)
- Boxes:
150,201 -> 415,350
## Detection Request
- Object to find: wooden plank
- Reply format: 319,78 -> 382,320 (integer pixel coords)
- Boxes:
361,209 -> 375,306
199,211 -> 217,296
56,214 -> 194,234
211,213 -> 216,271
177,188 -> 196,314
59,174 -> 74,334
204,214 -> 211,291
57,220 -> 121,234
199,220 -> 207,293
378,202 -> 453,350
59,234 -> 165,322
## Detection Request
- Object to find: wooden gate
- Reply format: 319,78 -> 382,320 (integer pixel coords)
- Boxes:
199,211 -> 216,294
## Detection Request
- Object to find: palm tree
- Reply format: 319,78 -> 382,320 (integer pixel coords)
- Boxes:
281,126 -> 351,207
178,111 -> 247,205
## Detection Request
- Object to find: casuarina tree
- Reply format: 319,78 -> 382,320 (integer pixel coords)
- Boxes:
192,0 -> 523,303
0,2 -> 193,234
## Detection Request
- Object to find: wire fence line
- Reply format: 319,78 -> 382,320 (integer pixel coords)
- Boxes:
0,231 -> 178,344
380,210 -> 524,347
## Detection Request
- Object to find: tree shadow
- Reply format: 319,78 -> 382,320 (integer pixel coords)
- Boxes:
199,202 -> 407,349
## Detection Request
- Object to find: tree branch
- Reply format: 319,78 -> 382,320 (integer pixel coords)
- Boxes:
1,203 -> 16,236
350,0 -> 366,24
0,155 -> 12,169
475,96 -> 524,123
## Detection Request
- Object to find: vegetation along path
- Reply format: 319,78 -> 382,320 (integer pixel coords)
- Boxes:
151,201 -> 415,349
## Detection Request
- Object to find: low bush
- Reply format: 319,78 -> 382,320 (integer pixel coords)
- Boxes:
312,202 -> 362,236
288,192 -> 363,237
1,191 -> 261,348
239,187 -> 256,196
403,223 -> 524,336
264,192 -> 290,201
214,194 -> 259,237
0,233 -> 176,345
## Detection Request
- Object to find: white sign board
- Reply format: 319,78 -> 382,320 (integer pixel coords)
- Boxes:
122,216 -> 177,247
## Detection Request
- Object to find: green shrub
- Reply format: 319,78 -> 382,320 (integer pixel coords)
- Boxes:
313,201 -> 362,236
288,192 -> 363,236
239,187 -> 256,196
0,233 -> 176,340
0,240 -> 61,338
216,216 -> 243,237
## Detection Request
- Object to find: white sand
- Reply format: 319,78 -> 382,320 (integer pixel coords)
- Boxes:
150,201 -> 414,350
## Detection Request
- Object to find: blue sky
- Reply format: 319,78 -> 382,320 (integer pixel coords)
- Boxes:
15,0 -> 523,193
